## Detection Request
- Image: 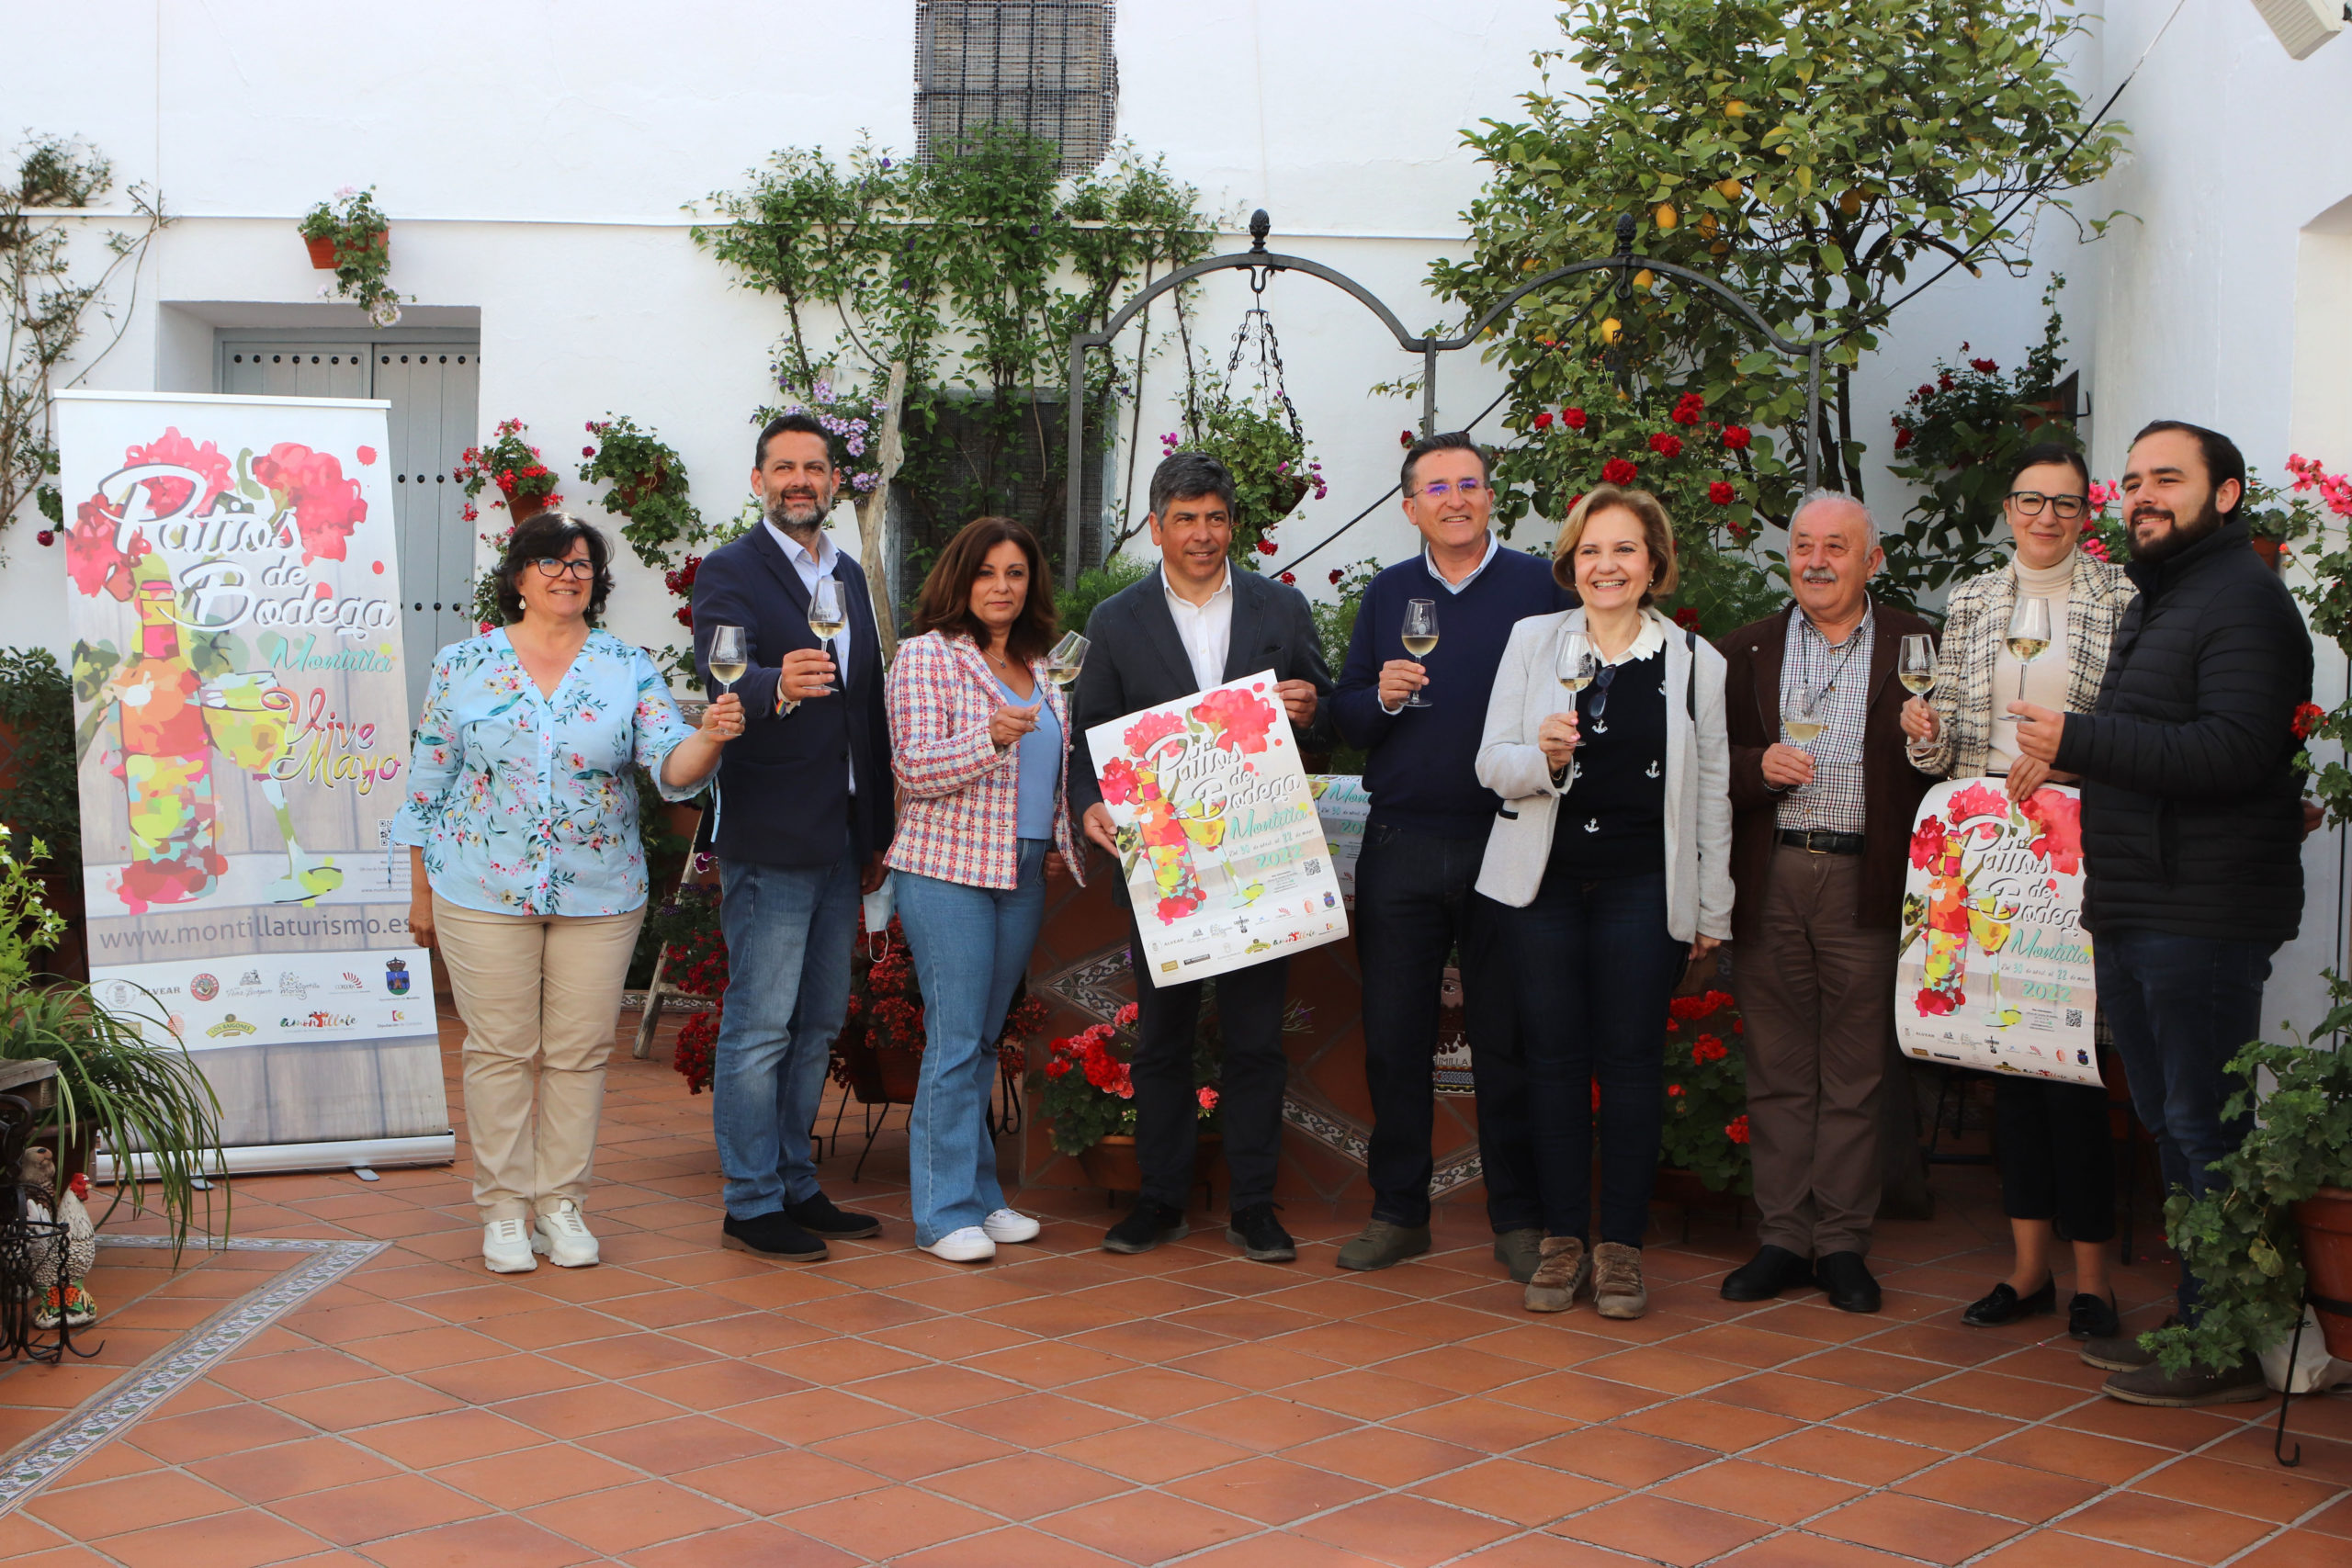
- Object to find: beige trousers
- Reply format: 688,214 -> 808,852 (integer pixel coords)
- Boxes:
433,893 -> 645,1223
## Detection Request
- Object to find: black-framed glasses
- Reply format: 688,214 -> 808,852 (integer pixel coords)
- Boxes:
532,558 -> 596,580
2006,491 -> 2088,520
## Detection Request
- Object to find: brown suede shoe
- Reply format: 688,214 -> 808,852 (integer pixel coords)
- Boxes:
1523,1236 -> 1589,1313
1493,1228 -> 1544,1284
2103,1355 -> 2267,1407
1591,1242 -> 1647,1320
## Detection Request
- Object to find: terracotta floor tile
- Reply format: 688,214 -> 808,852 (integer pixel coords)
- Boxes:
207,1348 -> 376,1401
672,1447 -> 886,1514
890,1524 -> 1136,1568
428,1443 -> 643,1509
186,1436 -> 401,1506
1981,1425 -> 2174,1485
950,1392 -> 1136,1449
1518,1427 -> 1712,1487
272,1472 -> 491,1546
1040,1489 -> 1256,1564
125,1402 -> 313,1464
2232,1529 -> 2352,1567
2065,1490 -> 2277,1559
1163,1454 -> 1377,1525
27,1470 -> 241,1540
1454,1535 -> 1657,1566
1576,1346 -> 1748,1397
93,1510 -> 331,1568
1654,1457 -> 1865,1525
1388,1395 -> 1575,1452
1059,1367 -> 1229,1419
1972,1532 -> 2187,1566
1746,1425 -> 1940,1485
359,1514 -> 599,1568
1611,1395 -> 1804,1454
1567,1493 -> 1774,1567
1050,1424 -> 1255,1483
1894,1455 -> 2103,1523
810,1416 -> 1015,1480
1168,1393 -> 1358,1454
617,1519 -> 862,1568
263,1376 -> 460,1432
783,1484 -> 1001,1559
519,1477 -> 749,1553
2129,1452 -> 2347,1525
1410,1456 -> 1618,1528
1713,1529 -> 1920,1567
341,1323 -> 508,1375
852,1361 -> 1024,1416
922,1450 -> 1133,1520
350,1404 -> 542,1468
495,1382 -> 684,1438
1810,1489 -> 2029,1563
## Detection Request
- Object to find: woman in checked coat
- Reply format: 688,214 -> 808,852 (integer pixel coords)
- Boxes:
886,517 -> 1085,1264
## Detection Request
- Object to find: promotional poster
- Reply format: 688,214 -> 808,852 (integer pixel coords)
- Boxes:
1894,779 -> 2100,1087
1088,672 -> 1349,987
56,390 -> 447,1152
1306,774 -> 1370,902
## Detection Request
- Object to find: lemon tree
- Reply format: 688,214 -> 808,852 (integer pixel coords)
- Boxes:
1432,0 -> 2123,519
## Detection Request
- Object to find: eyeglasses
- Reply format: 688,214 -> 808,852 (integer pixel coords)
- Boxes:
1412,478 -> 1487,500
2006,491 -> 2087,520
532,558 -> 597,580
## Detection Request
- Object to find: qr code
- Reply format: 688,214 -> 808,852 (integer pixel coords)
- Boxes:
2064,1010 -> 2083,1029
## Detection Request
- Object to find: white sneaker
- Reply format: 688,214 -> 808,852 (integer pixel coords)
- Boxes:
922,1226 -> 997,1263
532,1200 -> 599,1268
483,1216 -> 537,1273
981,1208 -> 1041,1244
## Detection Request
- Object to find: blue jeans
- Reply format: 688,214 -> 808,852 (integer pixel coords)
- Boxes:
2096,927 -> 2276,1322
897,840 -> 1049,1245
1355,823 -> 1541,1233
713,844 -> 861,1218
1500,868 -> 1685,1247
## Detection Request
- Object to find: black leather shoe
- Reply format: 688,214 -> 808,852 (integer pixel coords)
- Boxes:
1720,1245 -> 1814,1302
720,1211 -> 826,1261
1102,1200 -> 1189,1254
1226,1202 -> 1297,1263
2068,1292 -> 2122,1343
1962,1276 -> 2055,1327
784,1192 -> 882,1239
1814,1250 -> 1883,1314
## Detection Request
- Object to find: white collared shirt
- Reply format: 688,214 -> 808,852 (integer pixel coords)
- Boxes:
1162,564 -> 1234,693
763,517 -> 856,792
1425,531 -> 1500,595
1595,614 -> 1668,667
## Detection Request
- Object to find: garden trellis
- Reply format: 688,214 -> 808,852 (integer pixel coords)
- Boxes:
1064,211 -> 1831,588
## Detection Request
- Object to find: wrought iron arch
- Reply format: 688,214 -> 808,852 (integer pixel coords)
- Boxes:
1064,209 -> 1827,587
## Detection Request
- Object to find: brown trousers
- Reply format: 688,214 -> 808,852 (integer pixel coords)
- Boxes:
434,894 -> 645,1223
1737,847 -> 1896,1258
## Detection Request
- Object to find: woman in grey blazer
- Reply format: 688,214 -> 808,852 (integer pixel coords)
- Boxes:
1475,486 -> 1734,1322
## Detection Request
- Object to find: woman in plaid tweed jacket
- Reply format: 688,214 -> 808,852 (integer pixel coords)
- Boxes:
1900,443 -> 2135,1342
886,518 -> 1084,1263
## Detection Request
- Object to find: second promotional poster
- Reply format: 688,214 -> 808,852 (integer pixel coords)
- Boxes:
1088,672 -> 1349,987
56,390 -> 448,1159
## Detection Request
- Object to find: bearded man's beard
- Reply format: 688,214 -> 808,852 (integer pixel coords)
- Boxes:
2126,495 -> 2226,563
765,486 -> 833,535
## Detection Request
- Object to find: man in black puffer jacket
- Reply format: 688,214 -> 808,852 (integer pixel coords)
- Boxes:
2011,420 -> 2313,1409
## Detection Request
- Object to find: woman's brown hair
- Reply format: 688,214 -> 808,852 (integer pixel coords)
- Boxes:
1553,485 -> 1679,604
911,516 -> 1058,662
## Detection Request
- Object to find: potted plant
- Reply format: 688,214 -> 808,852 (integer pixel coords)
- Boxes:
297,186 -> 406,327
456,418 -> 563,527
0,648 -> 84,980
1166,395 -> 1327,566
1657,983 -> 1754,1199
0,826 -> 225,1254
832,915 -> 1052,1108
1036,1001 -> 1226,1191
2146,976 -> 2352,1376
578,415 -> 701,570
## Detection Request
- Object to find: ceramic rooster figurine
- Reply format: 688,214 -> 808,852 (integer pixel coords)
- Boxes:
16,1147 -> 98,1329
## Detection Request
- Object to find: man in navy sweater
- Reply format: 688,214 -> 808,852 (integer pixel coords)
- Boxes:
1331,431 -> 1572,1279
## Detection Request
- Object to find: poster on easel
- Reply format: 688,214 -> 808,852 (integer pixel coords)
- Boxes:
55,390 -> 450,1168
1088,672 -> 1349,987
1894,779 -> 2099,1086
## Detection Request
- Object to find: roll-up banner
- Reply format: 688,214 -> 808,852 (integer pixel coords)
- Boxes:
54,390 -> 451,1170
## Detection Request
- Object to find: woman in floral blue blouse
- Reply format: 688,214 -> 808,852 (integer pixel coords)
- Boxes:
395,513 -> 740,1275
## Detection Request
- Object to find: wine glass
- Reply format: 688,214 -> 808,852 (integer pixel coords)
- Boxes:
1555,630 -> 1595,705
1784,685 -> 1828,749
807,578 -> 847,694
1400,599 -> 1438,708
1046,631 -> 1090,688
1899,633 -> 1936,697
2005,596 -> 2053,702
707,625 -> 748,694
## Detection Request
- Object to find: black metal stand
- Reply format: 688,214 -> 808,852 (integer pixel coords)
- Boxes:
2271,1289 -> 2352,1468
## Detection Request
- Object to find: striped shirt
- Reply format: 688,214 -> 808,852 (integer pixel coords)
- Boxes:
1776,604 -> 1874,834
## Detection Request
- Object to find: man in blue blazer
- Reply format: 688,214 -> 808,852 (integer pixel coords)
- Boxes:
690,412 -> 894,1262
1069,451 -> 1334,1263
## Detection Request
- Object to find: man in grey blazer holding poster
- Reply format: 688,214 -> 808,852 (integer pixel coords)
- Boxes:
1069,451 -> 1334,1264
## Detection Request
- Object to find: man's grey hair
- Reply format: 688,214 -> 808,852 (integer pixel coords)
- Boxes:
1787,487 -> 1876,547
1149,451 -> 1238,520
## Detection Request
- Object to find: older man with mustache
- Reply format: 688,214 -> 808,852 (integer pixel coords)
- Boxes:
2010,421 -> 2314,1408
1714,491 -> 1937,1314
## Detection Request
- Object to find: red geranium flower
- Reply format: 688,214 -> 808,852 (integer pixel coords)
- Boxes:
1725,1115 -> 1750,1145
1670,392 -> 1705,426
1893,427 -> 1914,451
1279,570 -> 1295,583
1532,411 -> 1555,431
1601,458 -> 1638,486
1649,433 -> 1683,459
2292,702 -> 2326,740
1329,569 -> 1343,585
1708,480 -> 1736,506
1673,605 -> 1703,631
1721,425 -> 1752,450
1255,538 -> 1279,556
1970,357 -> 1999,374
1562,407 -> 1589,430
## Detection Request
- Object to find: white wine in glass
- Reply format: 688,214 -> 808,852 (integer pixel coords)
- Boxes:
1401,599 -> 1438,707
1783,716 -> 1826,744
1556,631 -> 1595,694
2005,595 -> 2053,700
707,625 -> 748,691
1899,633 -> 1936,696
1785,684 -> 1828,746
808,578 -> 846,693
1047,631 -> 1090,687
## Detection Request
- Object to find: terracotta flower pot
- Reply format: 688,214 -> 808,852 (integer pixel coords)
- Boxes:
2293,1185 -> 2352,1360
2252,536 -> 2285,573
1076,1132 -> 1222,1193
305,234 -> 338,269
509,495 -> 550,526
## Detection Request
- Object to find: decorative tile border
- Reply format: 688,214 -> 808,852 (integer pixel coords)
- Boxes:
0,1235 -> 385,1514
